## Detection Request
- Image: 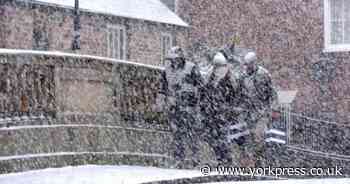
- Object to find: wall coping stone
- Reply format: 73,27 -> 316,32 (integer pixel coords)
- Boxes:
0,49 -> 164,71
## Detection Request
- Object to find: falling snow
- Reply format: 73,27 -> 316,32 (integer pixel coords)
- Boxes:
0,0 -> 349,183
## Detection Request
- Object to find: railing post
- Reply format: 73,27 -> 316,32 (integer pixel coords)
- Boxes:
285,104 -> 291,145
275,90 -> 297,145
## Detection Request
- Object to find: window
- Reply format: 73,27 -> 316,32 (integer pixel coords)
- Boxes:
33,22 -> 49,50
161,33 -> 173,65
324,0 -> 350,52
107,25 -> 126,59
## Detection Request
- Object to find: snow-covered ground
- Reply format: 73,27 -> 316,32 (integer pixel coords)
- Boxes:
0,165 -> 202,184
207,178 -> 350,184
0,165 -> 349,184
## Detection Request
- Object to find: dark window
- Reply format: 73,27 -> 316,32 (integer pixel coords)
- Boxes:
161,33 -> 172,65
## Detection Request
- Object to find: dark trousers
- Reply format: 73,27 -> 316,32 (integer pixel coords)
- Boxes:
203,117 -> 233,165
169,108 -> 201,163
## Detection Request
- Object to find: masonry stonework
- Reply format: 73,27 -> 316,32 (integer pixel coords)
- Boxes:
0,0 -> 188,66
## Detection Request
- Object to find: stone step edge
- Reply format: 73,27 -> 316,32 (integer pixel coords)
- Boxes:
141,174 -> 282,184
0,151 -> 173,174
0,124 -> 170,134
0,151 -> 170,161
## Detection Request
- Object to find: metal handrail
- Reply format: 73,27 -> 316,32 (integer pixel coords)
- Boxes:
285,111 -> 349,156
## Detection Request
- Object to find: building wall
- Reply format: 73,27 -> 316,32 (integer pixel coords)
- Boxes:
0,4 -> 7,48
1,1 -> 33,50
0,0 -> 188,66
176,0 -> 350,124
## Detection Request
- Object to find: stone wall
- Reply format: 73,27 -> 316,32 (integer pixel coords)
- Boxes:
0,50 -> 174,173
0,0 -> 188,66
176,0 -> 350,124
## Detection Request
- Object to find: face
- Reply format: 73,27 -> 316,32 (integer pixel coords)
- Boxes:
169,57 -> 183,69
244,62 -> 256,75
213,64 -> 229,79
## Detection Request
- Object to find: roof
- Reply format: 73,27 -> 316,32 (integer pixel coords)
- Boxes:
21,0 -> 188,27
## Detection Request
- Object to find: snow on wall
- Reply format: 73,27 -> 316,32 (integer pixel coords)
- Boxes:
0,49 -> 165,71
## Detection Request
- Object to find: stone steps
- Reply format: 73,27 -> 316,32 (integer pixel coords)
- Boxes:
265,142 -> 350,176
0,152 -> 171,174
141,174 -> 280,184
0,115 -> 170,132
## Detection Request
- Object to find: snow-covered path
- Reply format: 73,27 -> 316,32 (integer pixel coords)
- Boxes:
0,165 -> 202,184
0,165 -> 349,184
207,178 -> 350,184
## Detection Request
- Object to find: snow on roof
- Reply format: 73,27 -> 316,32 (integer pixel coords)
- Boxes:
21,0 -> 188,27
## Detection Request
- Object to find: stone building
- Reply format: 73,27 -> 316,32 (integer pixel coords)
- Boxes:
0,0 -> 188,66
172,0 -> 350,124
